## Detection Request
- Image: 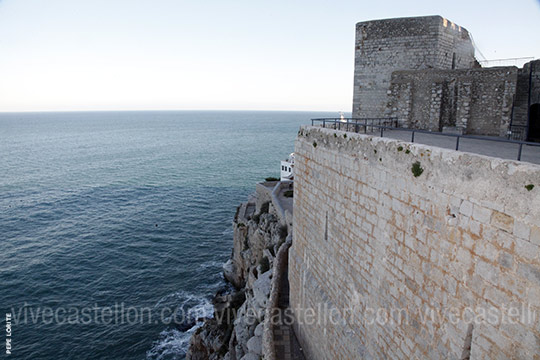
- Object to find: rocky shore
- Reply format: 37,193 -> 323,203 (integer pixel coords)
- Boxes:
186,181 -> 292,360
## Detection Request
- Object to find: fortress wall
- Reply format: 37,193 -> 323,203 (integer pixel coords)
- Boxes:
290,126 -> 540,359
435,19 -> 476,70
352,16 -> 476,119
389,67 -> 518,136
513,60 -> 540,132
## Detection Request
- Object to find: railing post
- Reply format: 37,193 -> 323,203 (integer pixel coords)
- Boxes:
518,143 -> 523,161
380,127 -> 384,137
338,120 -> 341,130
456,136 -> 460,151
364,121 -> 367,134
411,131 -> 415,143
323,119 -> 326,128
311,119 -> 314,126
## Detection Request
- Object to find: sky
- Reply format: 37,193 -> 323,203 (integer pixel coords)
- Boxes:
0,0 -> 539,112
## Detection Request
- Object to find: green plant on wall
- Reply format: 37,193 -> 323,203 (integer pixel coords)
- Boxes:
525,184 -> 535,191
411,161 -> 424,177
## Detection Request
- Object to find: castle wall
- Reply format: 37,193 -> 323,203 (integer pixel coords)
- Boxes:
513,60 -> 540,141
389,67 -> 518,136
352,16 -> 476,119
290,126 -> 540,359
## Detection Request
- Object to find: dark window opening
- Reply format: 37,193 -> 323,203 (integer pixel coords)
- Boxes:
528,103 -> 540,142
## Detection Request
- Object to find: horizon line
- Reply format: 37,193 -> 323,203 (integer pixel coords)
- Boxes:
0,108 -> 351,114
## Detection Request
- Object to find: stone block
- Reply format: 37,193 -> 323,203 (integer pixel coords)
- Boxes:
518,263 -> 540,286
472,205 -> 492,224
491,211 -> 514,233
530,225 -> 540,246
513,221 -> 531,241
459,200 -> 473,217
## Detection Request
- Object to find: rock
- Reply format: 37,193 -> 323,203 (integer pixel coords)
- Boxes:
252,270 -> 272,310
247,335 -> 262,355
188,190 -> 289,360
240,353 -> 260,360
254,322 -> 264,337
234,302 -> 257,354
235,343 -> 245,360
223,259 -> 237,286
186,319 -> 228,360
213,288 -> 245,326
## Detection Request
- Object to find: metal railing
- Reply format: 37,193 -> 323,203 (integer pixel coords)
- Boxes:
311,117 -> 399,131
508,125 -> 527,141
311,118 -> 540,162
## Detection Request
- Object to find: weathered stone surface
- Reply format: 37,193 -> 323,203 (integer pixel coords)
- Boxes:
353,16 -> 476,120
247,335 -> 263,355
290,126 -> 540,360
239,353 -> 260,360
222,259 -> 237,287
252,270 -> 272,310
186,319 -> 229,360
188,185 -> 289,360
254,322 -> 264,337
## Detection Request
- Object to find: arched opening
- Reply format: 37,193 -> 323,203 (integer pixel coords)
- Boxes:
528,103 -> 540,142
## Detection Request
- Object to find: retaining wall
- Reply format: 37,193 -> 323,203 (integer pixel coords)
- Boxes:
289,126 -> 540,359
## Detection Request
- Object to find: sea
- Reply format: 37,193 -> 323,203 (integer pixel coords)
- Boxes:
0,110 -> 337,360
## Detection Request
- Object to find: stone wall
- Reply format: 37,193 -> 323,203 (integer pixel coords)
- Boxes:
388,67 -> 518,136
289,126 -> 540,359
513,60 -> 540,141
352,16 -> 476,119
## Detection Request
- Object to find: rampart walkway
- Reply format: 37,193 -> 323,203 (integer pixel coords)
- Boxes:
312,119 -> 540,165
375,129 -> 540,165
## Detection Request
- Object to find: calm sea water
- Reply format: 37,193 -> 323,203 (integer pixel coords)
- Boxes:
0,110 -> 337,360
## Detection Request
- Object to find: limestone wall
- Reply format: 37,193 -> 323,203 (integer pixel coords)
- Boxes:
352,16 -> 476,119
389,67 -> 518,136
290,126 -> 540,359
513,60 -> 540,141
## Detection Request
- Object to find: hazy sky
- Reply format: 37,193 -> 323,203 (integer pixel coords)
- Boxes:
0,0 -> 539,112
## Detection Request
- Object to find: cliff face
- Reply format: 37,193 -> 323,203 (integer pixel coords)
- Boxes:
187,188 -> 288,360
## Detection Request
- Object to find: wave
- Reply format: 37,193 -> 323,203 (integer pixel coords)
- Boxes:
147,291 -> 214,360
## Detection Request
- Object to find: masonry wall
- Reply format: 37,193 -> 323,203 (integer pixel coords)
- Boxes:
513,60 -> 540,141
389,67 -> 518,136
290,126 -> 540,360
352,16 -> 476,119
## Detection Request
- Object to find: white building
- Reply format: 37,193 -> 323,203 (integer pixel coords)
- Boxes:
280,153 -> 294,181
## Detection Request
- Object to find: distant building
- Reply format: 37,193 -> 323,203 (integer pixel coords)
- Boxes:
352,15 -> 540,141
280,153 -> 294,181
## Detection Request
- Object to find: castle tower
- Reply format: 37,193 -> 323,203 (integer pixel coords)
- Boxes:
352,16 -> 477,119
